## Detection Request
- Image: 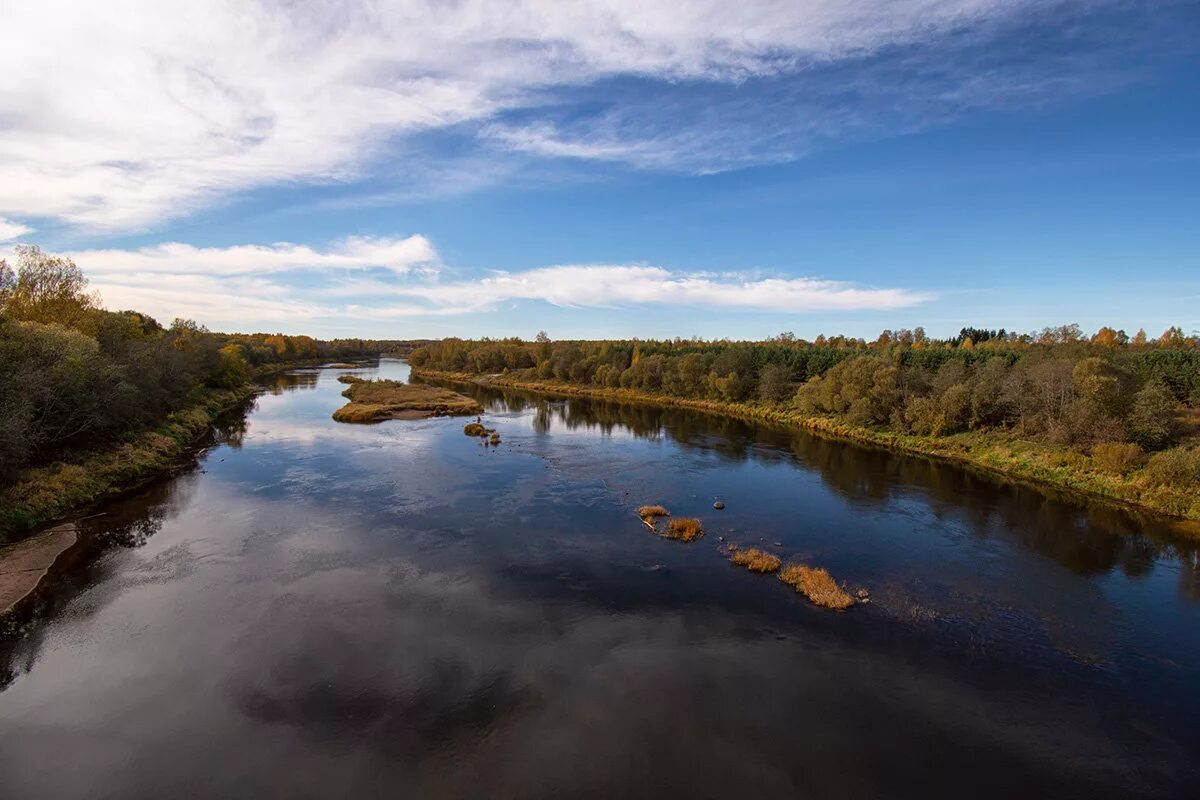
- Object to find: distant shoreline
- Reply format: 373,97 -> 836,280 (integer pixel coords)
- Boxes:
411,367 -> 1200,532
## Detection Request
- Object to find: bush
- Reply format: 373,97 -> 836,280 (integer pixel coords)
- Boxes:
1091,442 -> 1143,474
1126,380 -> 1180,450
1143,446 -> 1200,487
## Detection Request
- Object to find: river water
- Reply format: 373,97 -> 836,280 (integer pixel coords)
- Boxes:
1,359 -> 1197,799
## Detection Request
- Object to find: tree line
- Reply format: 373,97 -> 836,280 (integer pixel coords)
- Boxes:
409,326 -> 1200,487
0,246 -> 399,483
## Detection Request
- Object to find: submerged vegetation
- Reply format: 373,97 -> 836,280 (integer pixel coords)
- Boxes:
332,379 -> 483,423
778,564 -> 855,610
729,547 -> 782,573
410,327 -> 1200,521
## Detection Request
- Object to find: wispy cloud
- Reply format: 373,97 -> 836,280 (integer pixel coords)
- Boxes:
0,0 -> 1169,232
0,218 -> 33,242
21,238 -> 929,329
361,265 -> 931,315
67,236 -> 438,277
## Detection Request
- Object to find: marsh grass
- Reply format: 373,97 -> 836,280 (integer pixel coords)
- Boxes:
463,422 -> 489,436
489,432 -> 501,445
337,374 -> 365,384
637,505 -> 670,520
665,517 -> 703,542
332,379 -> 483,423
327,363 -> 360,369
778,564 -> 854,610
729,547 -> 781,573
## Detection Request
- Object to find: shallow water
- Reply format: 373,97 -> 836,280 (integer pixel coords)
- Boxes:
1,359 -> 1197,799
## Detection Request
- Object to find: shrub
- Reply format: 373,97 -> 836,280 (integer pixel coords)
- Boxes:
1091,442 -> 1143,474
1126,380 -> 1180,451
1143,446 -> 1200,487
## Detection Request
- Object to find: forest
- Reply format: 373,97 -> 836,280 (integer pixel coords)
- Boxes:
0,246 -> 399,486
409,326 -> 1200,497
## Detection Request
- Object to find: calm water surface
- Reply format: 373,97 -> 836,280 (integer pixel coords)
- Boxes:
2,359 -> 1198,798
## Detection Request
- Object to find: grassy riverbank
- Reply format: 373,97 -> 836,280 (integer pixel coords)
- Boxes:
0,385 -> 254,544
412,367 -> 1200,527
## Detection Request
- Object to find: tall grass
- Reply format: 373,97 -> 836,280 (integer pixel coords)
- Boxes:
778,564 -> 854,610
665,517 -> 703,542
729,547 -> 781,573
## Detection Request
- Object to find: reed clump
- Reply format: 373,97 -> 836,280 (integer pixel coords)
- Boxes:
778,564 -> 854,610
637,505 -> 670,520
665,517 -> 703,542
729,547 -> 781,573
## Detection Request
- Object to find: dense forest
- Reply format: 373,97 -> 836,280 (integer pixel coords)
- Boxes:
0,245 -> 399,485
410,326 -> 1200,493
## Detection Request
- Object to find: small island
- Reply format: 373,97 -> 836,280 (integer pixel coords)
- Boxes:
332,379 -> 483,423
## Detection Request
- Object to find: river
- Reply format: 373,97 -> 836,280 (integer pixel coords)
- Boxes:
1,358 -> 1197,798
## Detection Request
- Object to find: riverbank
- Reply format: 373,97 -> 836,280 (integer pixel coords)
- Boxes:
0,524 -> 78,618
0,384 -> 256,545
412,367 -> 1200,528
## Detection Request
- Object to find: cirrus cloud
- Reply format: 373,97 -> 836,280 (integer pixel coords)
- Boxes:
0,0 -> 1164,232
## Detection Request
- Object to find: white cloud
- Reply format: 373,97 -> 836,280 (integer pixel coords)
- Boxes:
0,0 -> 1111,231
0,218 -> 33,242
365,265 -> 930,315
68,236 -> 438,277
8,238 -> 928,329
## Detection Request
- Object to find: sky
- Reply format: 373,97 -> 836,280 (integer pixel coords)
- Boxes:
1,0 -> 1197,340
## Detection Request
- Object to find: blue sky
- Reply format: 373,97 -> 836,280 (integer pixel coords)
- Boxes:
1,0 -> 1197,340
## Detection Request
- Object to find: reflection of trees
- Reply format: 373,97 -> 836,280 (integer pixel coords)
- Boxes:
446,379 -> 1200,595
213,399 -> 254,449
265,370 -> 320,395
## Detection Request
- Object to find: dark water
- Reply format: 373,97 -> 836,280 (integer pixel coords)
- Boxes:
2,359 -> 1198,799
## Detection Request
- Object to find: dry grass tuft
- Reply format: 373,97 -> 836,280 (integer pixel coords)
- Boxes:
463,422 -> 489,436
665,517 -> 703,542
729,547 -> 781,573
333,379 -> 483,423
489,432 -> 501,445
778,564 -> 854,610
637,505 -> 670,520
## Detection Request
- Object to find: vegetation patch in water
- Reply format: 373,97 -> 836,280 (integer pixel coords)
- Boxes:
463,422 -> 490,436
638,505 -> 670,520
337,374 -> 365,384
779,564 -> 855,610
332,379 -> 483,423
327,363 -> 361,369
729,547 -> 781,573
665,517 -> 703,542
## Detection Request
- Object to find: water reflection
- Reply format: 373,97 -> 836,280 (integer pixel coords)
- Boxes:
435,380 -> 1200,590
1,364 -> 1197,799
